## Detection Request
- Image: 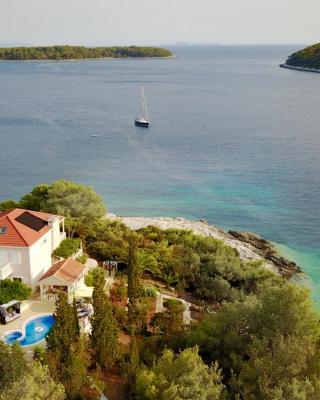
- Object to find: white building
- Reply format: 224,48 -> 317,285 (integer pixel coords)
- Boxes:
0,209 -> 66,287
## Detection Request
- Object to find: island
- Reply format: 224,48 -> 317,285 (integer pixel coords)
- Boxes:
280,42 -> 320,73
0,45 -> 173,60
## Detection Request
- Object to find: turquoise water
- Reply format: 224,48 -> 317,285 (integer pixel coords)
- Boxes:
0,45 -> 320,303
4,314 -> 55,346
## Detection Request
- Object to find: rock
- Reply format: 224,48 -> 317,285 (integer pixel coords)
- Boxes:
228,231 -> 302,277
106,213 -> 301,278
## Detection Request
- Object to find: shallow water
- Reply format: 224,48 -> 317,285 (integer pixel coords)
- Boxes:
1,45 -> 320,304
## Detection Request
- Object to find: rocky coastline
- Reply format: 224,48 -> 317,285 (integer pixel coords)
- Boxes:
280,63 -> 320,74
107,214 -> 301,278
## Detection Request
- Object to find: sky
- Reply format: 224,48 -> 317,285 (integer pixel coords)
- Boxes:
0,0 -> 319,46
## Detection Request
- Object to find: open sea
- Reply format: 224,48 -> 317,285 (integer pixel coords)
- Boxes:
1,45 -> 320,304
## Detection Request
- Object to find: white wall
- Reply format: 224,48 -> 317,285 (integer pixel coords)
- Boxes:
49,216 -> 65,250
0,247 -> 31,283
28,230 -> 53,286
0,217 -> 65,288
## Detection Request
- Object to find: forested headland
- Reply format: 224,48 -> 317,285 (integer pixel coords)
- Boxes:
2,180 -> 320,400
282,43 -> 320,70
0,45 -> 173,60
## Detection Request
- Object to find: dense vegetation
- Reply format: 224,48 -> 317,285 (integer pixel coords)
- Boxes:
286,43 -> 320,69
53,238 -> 82,259
0,279 -> 32,304
2,180 -> 320,400
0,45 -> 172,60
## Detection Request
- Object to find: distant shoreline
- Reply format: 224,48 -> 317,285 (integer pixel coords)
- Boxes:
279,63 -> 320,74
0,55 -> 176,63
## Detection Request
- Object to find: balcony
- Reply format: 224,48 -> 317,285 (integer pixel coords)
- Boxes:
0,263 -> 13,280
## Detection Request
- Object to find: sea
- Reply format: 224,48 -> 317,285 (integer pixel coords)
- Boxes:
1,45 -> 320,304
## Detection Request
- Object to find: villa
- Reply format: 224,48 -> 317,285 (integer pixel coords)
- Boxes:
0,208 -> 66,287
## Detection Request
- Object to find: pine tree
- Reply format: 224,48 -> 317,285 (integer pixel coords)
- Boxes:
90,273 -> 119,369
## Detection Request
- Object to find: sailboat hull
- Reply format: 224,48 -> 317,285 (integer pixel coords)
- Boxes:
135,120 -> 149,127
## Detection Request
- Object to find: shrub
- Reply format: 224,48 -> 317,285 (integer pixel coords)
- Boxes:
52,238 -> 81,259
85,267 -> 105,287
141,285 -> 157,298
76,254 -> 88,264
0,279 -> 32,304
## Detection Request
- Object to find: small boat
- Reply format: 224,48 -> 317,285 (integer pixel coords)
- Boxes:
135,84 -> 149,128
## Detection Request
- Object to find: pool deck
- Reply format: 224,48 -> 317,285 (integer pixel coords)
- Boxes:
0,300 -> 55,350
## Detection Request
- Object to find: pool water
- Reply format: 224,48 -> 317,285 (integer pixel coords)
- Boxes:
4,314 -> 55,347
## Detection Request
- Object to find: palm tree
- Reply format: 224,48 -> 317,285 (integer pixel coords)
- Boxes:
135,249 -> 159,277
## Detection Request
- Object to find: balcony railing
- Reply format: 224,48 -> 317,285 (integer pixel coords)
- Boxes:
42,293 -> 58,302
0,263 -> 12,280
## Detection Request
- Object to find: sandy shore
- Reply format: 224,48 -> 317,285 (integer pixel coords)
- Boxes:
107,214 -> 278,274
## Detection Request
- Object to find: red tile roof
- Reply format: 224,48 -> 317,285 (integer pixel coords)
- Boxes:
38,258 -> 85,284
0,209 -> 63,247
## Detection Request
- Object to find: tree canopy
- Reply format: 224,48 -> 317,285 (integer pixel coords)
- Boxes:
286,43 -> 320,69
1,179 -> 107,237
0,45 -> 172,60
0,361 -> 65,400
135,347 -> 225,400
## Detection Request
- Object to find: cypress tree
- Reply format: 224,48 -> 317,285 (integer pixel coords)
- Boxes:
127,237 -> 140,314
127,335 -> 140,383
72,296 -> 80,336
90,273 -> 119,369
46,291 -> 80,363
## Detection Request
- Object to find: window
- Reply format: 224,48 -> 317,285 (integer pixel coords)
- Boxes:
13,277 -> 23,283
0,226 -> 7,235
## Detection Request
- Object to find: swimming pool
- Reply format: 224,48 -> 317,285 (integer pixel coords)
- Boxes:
3,314 -> 55,347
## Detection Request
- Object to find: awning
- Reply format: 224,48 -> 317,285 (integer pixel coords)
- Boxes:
74,284 -> 94,299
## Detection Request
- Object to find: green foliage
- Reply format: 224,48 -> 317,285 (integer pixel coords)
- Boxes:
76,254 -> 88,264
0,342 -> 26,392
0,45 -> 172,60
0,199 -> 20,211
20,184 -> 50,211
46,292 -> 89,399
127,238 -> 141,315
85,218 -> 131,262
0,278 -> 32,304
53,238 -> 81,258
0,361 -> 65,400
151,298 -> 184,336
286,43 -> 320,69
187,285 -> 320,398
90,271 -> 119,369
19,180 -> 106,237
46,291 -> 80,363
33,345 -> 46,363
85,266 -> 105,287
62,338 -> 90,400
135,347 -> 225,400
141,285 -> 157,298
127,335 -> 140,384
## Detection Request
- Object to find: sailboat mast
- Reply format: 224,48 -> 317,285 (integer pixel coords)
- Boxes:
141,84 -> 149,121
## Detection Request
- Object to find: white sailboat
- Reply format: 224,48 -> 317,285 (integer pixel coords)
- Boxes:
135,84 -> 149,128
